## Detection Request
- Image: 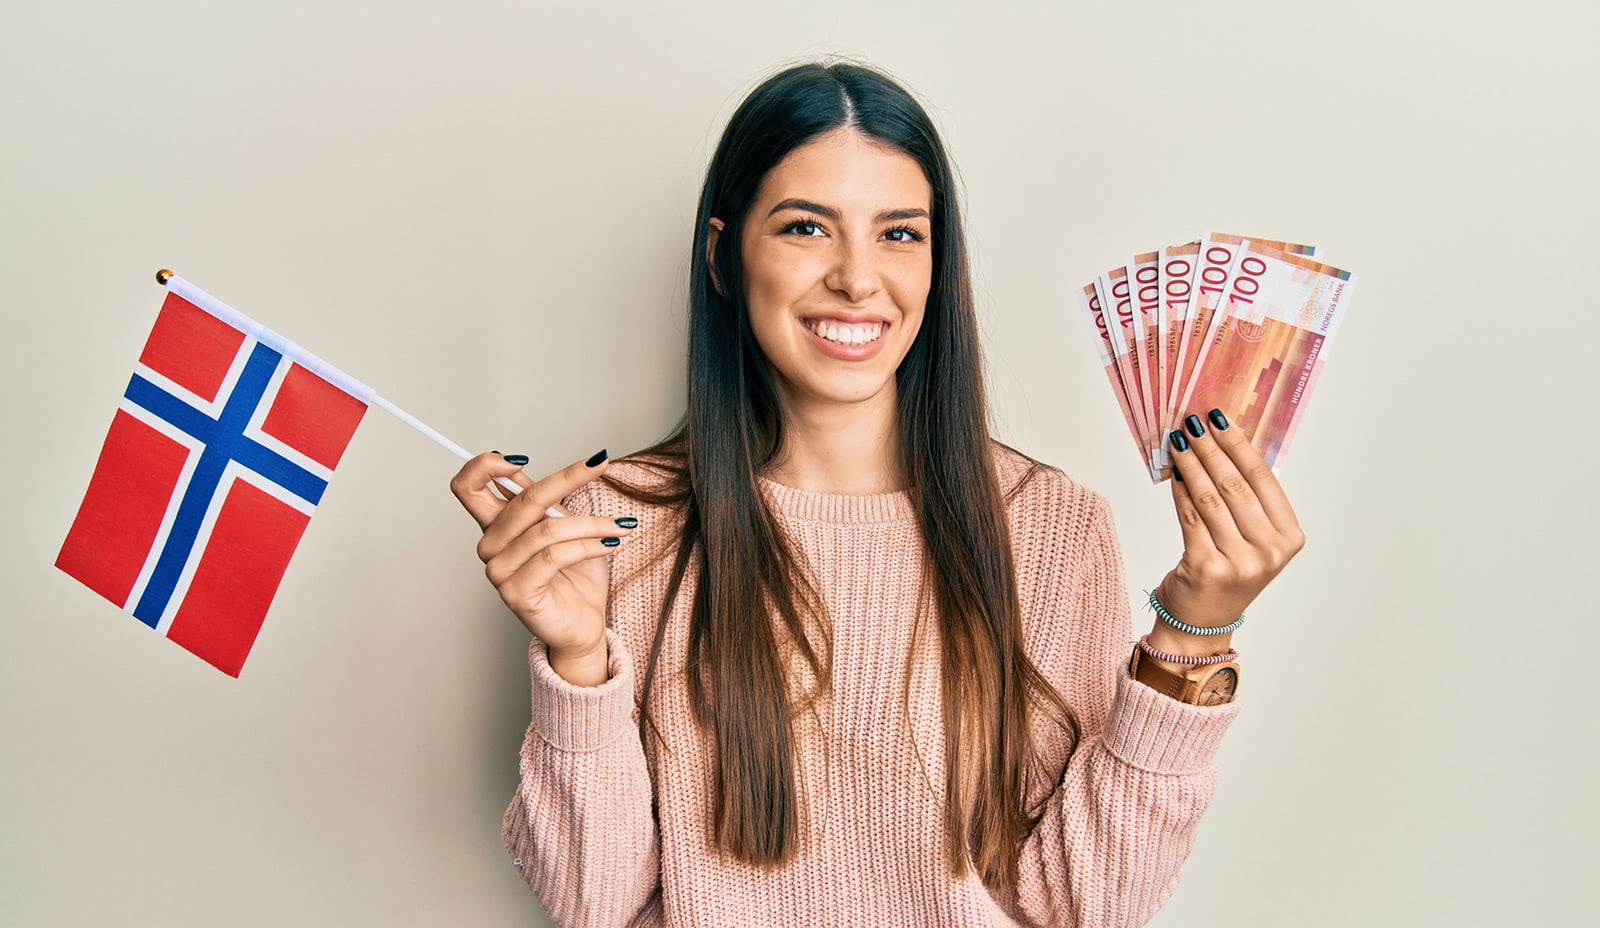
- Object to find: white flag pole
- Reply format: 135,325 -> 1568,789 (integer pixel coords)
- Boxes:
367,395 -> 558,512
155,270 -> 560,516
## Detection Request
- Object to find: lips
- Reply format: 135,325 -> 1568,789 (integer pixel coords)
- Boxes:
799,316 -> 889,361
801,318 -> 886,346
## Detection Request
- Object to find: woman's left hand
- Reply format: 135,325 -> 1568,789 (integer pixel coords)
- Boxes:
1156,408 -> 1305,644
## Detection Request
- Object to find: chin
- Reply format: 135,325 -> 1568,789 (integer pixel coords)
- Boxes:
784,369 -> 900,408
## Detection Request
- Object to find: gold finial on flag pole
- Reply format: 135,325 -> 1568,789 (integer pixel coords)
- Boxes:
155,269 -> 174,285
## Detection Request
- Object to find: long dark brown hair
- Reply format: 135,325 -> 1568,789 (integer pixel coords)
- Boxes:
606,61 -> 1078,891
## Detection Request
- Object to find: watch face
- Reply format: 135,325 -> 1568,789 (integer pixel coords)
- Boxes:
1197,666 -> 1238,706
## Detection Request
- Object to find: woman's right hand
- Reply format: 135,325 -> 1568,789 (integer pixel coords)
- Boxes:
449,451 -> 634,686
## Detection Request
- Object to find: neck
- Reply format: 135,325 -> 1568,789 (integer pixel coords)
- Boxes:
763,386 -> 902,495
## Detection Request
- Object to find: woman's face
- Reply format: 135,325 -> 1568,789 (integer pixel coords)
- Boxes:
716,127 -> 934,412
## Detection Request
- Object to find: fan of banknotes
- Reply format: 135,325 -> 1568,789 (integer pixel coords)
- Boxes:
1077,232 -> 1358,483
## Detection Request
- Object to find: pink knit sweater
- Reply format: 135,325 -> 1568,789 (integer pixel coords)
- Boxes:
502,448 -> 1241,927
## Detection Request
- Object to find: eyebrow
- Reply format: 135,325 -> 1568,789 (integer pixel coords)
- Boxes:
767,198 -> 930,223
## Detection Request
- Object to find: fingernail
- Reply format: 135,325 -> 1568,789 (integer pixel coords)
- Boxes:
1208,408 -> 1230,431
502,453 -> 529,465
614,517 -> 639,529
1169,430 -> 1190,453
585,449 -> 609,468
1173,469 -> 1184,483
601,536 -> 621,547
1184,414 -> 1206,439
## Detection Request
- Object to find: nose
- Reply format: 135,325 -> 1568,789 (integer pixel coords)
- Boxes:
824,235 -> 882,303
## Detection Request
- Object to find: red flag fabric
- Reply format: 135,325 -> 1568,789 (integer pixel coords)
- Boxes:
57,282 -> 370,676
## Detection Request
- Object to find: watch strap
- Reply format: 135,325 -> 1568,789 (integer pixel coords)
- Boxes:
1128,644 -> 1239,705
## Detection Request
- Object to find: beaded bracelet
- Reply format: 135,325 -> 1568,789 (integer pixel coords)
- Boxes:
1136,634 -> 1239,666
1148,588 -> 1245,636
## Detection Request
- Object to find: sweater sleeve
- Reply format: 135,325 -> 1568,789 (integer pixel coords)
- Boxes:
500,486 -> 661,927
1011,494 -> 1241,928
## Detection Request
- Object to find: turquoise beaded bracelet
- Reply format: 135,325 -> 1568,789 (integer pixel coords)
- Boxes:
1148,588 -> 1245,636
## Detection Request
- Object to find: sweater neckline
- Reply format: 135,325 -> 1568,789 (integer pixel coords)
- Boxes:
757,475 -> 917,525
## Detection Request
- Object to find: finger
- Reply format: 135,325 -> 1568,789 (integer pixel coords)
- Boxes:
485,514 -> 637,584
1169,472 -> 1220,558
1205,409 -> 1304,542
499,534 -> 623,595
525,449 -> 610,514
450,452 -> 534,531
480,451 -> 610,555
490,456 -> 536,502
1175,413 -> 1278,548
1166,426 -> 1246,552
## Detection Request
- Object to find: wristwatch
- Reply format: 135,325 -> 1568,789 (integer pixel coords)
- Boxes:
1128,644 -> 1240,706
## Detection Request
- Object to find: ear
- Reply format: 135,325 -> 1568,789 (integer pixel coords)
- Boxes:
706,217 -> 726,296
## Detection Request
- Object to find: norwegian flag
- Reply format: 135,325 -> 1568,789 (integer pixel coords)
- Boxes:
56,279 -> 371,676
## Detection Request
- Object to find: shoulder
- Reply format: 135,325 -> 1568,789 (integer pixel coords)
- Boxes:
988,440 -> 1111,529
562,451 -> 688,519
992,444 -> 1128,671
988,441 -> 1122,609
562,452 -> 690,601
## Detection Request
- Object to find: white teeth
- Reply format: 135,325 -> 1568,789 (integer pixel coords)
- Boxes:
806,319 -> 884,346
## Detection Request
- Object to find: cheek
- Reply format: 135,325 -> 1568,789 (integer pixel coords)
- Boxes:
740,243 -> 805,316
742,276 -> 796,347
739,260 -> 797,362
888,262 -> 933,331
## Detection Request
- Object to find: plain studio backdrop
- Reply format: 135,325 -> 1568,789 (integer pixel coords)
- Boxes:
2,1 -> 1593,925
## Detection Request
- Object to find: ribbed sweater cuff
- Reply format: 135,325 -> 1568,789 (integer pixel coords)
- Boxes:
528,629 -> 635,752
1101,667 -> 1242,774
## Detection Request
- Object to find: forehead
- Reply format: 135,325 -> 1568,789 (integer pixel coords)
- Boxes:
754,128 -> 931,211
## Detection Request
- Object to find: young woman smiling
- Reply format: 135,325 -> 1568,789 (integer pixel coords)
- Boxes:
450,61 -> 1303,927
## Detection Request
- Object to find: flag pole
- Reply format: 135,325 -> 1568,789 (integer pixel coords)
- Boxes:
154,270 -> 560,514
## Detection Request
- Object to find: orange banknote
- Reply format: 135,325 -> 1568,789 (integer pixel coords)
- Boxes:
1157,242 -> 1200,441
1181,242 -> 1357,470
1127,250 -> 1166,471
1077,281 -> 1153,476
1080,234 -> 1356,482
1171,233 -> 1320,429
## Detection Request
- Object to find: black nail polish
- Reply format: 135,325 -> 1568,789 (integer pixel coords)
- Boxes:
1169,430 -> 1189,453
614,517 -> 639,529
1172,469 -> 1184,483
502,453 -> 529,466
1208,408 -> 1230,431
1184,414 -> 1206,438
601,536 -> 621,547
585,449 -> 608,468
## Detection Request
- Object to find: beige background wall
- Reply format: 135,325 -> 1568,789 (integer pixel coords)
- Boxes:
3,1 -> 1593,925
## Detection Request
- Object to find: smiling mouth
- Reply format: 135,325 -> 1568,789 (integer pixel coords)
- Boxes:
801,318 -> 887,346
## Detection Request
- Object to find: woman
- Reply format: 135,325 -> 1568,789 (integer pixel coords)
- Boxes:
450,61 -> 1302,927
